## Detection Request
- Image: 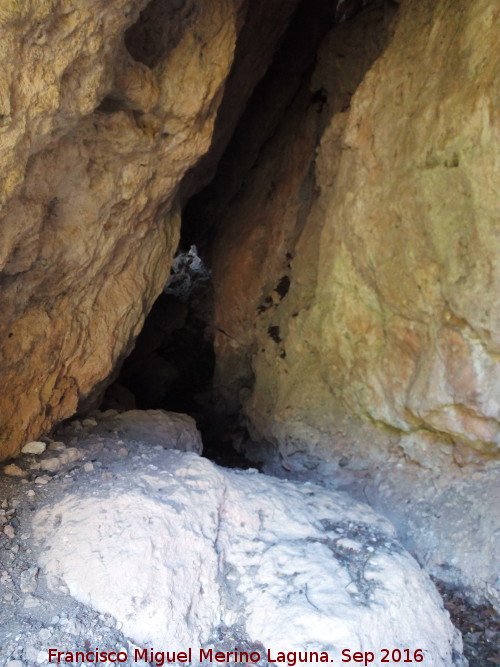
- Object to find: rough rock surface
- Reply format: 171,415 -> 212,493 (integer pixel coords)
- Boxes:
32,447 -> 463,664
59,408 -> 203,453
259,452 -> 500,615
0,0 -> 298,460
207,0 -> 499,609
212,0 -> 499,467
3,410 -> 497,665
0,411 -> 205,665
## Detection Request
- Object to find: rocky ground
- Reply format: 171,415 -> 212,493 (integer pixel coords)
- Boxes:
0,411 -> 497,666
433,580 -> 500,666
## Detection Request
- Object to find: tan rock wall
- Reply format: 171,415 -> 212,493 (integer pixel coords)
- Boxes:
0,0 -> 297,459
211,0 -> 500,468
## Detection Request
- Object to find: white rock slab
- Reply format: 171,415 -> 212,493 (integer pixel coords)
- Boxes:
33,451 -> 462,664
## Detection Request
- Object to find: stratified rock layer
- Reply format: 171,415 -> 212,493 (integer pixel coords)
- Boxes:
0,0 -> 297,459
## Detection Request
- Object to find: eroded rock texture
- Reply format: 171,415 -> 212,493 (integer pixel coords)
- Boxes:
0,0 -> 497,620
203,0 -> 499,608
210,0 -> 500,467
33,447 -> 462,663
0,0 -> 298,459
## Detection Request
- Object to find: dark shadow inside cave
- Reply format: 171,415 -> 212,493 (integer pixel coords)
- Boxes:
103,0 -> 399,467
102,244 -> 224,452
101,243 -> 254,467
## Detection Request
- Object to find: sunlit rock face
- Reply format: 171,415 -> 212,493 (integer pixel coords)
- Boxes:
0,0 -> 298,459
210,0 -> 500,468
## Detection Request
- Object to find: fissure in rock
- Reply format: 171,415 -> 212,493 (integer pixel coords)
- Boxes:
105,0 -> 398,465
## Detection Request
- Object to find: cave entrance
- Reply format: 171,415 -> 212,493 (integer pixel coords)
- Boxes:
102,239 -> 254,467
104,0 -> 399,466
102,243 -> 233,462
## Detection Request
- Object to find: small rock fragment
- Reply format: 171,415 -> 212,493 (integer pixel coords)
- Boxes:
48,441 -> 66,451
21,441 -> 46,455
34,475 -> 51,485
118,447 -> 129,457
26,489 -> 36,497
82,417 -> 97,427
23,595 -> 41,608
38,627 -> 51,641
40,457 -> 61,472
83,462 -> 94,472
20,567 -> 39,594
5,660 -> 24,667
3,464 -> 27,477
99,613 -> 116,628
3,524 -> 15,539
58,447 -> 81,465
24,645 -> 39,663
37,650 -> 48,663
65,617 -> 86,635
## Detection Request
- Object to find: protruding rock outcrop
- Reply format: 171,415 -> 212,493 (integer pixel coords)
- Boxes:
210,0 -> 500,466
202,0 -> 499,609
0,0 -> 298,459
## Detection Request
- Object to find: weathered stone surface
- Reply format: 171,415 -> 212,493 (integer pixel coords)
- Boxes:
33,449 -> 462,663
0,0 -> 299,460
81,409 -> 204,452
212,0 -> 500,462
0,0 -> 234,458
21,441 -> 46,455
208,0 -> 499,606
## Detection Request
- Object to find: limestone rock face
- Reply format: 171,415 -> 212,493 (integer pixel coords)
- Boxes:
0,0 -> 297,459
211,0 -> 500,464
34,449 -> 462,663
207,0 -> 500,609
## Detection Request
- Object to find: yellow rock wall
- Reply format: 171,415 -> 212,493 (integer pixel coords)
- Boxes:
211,0 -> 500,468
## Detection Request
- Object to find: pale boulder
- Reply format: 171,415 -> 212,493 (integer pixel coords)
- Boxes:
34,450 -> 463,664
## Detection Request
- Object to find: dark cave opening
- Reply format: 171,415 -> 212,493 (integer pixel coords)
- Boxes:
104,0 -> 398,466
102,243 -> 255,467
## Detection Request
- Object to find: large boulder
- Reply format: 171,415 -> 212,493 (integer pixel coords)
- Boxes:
60,409 -> 204,452
34,448 -> 463,664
